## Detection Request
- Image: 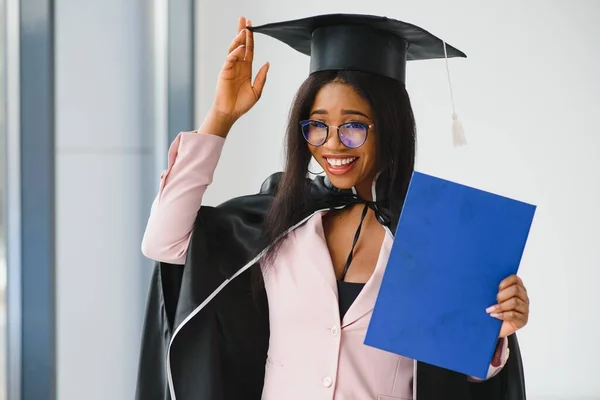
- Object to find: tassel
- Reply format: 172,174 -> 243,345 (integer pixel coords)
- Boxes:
444,41 -> 466,147
452,112 -> 467,147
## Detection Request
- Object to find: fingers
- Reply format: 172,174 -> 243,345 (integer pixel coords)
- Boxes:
222,44 -> 246,71
237,16 -> 246,34
499,274 -> 524,291
228,28 -> 246,55
487,296 -> 528,315
487,275 -> 530,332
496,282 -> 529,304
245,19 -> 254,63
252,62 -> 270,99
491,310 -> 528,326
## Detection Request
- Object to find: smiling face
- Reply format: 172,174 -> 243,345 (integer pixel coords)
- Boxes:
307,81 -> 378,199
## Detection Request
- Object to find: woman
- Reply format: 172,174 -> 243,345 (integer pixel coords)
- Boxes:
136,14 -> 529,400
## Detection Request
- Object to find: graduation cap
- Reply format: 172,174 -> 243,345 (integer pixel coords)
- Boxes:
249,13 -> 468,146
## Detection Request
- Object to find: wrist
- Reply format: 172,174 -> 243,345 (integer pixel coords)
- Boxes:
197,108 -> 236,138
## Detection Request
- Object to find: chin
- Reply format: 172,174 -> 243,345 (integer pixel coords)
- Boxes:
324,173 -> 359,190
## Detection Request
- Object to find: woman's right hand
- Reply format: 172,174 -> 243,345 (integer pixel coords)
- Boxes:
203,16 -> 270,137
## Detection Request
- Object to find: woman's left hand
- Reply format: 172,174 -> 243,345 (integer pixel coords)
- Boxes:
486,275 -> 530,338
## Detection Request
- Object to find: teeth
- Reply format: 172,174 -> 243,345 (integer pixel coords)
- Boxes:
326,157 -> 356,167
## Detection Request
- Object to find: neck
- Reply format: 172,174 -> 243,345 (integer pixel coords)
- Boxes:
354,179 -> 374,202
354,170 -> 382,202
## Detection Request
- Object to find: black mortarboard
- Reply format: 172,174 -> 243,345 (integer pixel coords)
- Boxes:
249,13 -> 466,85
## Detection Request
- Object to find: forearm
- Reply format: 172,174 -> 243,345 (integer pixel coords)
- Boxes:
141,130 -> 226,264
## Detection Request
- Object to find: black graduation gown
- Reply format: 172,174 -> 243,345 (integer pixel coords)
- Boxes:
134,172 -> 527,400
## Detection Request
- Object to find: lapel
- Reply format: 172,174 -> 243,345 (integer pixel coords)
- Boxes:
304,209 -> 395,328
342,232 -> 393,327
303,211 -> 339,299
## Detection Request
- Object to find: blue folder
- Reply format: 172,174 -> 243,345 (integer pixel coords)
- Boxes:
364,171 -> 536,379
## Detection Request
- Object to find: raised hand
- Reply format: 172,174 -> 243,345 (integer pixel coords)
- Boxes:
205,16 -> 270,137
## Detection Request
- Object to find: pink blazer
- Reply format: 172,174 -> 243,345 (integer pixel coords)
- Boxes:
142,131 -> 509,400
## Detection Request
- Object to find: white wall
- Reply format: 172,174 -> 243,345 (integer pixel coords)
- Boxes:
196,1 -> 600,399
55,0 -> 154,398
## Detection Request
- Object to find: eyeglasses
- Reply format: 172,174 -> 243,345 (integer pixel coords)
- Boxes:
299,120 -> 374,149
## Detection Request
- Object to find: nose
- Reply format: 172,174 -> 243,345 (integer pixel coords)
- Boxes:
323,126 -> 345,150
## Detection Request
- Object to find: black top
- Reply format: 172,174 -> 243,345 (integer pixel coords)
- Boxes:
337,280 -> 365,319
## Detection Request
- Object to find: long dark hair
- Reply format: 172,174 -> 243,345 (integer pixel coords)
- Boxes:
262,70 -> 416,264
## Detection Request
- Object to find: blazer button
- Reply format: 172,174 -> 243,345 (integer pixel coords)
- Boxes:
322,376 -> 333,387
330,326 -> 339,336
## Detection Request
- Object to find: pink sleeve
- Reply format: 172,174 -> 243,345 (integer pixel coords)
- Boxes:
141,131 -> 226,264
467,337 -> 510,382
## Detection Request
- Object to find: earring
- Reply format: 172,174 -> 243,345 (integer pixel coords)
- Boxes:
308,157 -> 325,176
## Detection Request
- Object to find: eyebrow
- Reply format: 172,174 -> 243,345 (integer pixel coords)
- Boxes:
310,109 -> 372,119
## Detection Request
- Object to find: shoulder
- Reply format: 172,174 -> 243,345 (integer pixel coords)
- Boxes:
202,171 -> 350,223
257,171 -> 347,199
258,172 -> 284,195
216,171 -> 329,206
195,172 -> 285,226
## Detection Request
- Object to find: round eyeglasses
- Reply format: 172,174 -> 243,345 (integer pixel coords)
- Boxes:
299,120 -> 374,149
